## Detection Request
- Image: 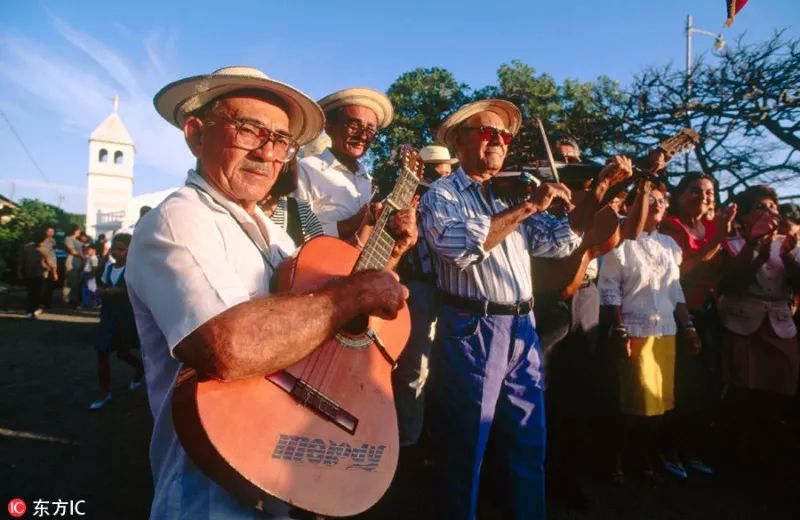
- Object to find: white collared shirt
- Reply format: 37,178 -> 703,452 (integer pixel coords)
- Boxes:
598,231 -> 686,337
126,169 -> 296,519
294,148 -> 374,237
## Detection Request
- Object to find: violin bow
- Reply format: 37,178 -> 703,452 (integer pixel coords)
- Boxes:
535,117 -> 561,184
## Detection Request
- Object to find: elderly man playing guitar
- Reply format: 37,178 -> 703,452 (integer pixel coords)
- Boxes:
126,67 -> 416,519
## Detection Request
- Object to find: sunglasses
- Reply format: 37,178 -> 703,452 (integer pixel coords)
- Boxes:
461,125 -> 513,145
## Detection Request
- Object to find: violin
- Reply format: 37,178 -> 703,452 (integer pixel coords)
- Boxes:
532,128 -> 701,300
491,168 -> 541,200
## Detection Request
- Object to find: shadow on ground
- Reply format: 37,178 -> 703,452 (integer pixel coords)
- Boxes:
2,285 -> 799,519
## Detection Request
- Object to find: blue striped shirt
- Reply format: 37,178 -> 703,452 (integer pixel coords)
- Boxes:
419,168 -> 580,303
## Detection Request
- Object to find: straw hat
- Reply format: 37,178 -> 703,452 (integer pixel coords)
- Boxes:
435,99 -> 521,149
419,145 -> 458,165
318,87 -> 394,129
153,66 -> 324,145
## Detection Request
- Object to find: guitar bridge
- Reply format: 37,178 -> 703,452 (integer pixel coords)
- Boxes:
267,371 -> 358,435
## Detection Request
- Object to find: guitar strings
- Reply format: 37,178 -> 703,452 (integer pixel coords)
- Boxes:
294,156 -> 421,399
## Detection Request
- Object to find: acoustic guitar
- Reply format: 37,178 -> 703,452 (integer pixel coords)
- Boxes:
172,146 -> 423,517
532,129 -> 700,299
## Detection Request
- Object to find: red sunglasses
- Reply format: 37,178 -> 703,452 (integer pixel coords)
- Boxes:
462,125 -> 513,145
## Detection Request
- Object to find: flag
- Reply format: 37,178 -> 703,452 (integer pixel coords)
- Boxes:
725,0 -> 749,27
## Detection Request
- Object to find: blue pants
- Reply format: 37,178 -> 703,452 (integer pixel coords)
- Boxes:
428,304 -> 546,519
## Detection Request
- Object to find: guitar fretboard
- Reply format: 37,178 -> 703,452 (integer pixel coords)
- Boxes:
354,164 -> 420,272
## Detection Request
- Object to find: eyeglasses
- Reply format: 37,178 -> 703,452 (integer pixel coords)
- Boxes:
461,126 -> 513,145
204,115 -> 299,162
340,119 -> 379,141
648,195 -> 669,208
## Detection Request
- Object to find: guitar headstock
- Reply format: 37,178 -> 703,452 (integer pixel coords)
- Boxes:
659,128 -> 700,157
399,144 -> 424,179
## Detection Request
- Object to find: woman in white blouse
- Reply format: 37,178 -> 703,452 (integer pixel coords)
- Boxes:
599,185 -> 701,484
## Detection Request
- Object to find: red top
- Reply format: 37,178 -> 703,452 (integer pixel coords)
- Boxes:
659,215 -> 722,310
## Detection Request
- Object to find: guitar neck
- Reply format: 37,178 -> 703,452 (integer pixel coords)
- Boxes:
354,165 -> 420,272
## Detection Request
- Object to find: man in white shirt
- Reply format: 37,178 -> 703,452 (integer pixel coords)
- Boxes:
126,67 -> 414,520
295,88 -> 393,240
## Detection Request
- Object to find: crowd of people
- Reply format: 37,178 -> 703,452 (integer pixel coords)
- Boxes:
15,65 -> 800,519
17,223 -> 111,317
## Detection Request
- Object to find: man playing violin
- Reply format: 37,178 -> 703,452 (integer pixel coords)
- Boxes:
419,99 -> 631,518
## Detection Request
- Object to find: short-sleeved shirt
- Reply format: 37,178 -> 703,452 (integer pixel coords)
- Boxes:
126,169 -> 297,519
64,236 -> 83,269
294,148 -> 373,237
598,231 -> 686,337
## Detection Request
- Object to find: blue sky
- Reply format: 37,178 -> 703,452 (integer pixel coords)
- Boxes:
1,0 -> 797,214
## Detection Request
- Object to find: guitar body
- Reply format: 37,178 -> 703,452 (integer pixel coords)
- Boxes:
173,236 -> 410,517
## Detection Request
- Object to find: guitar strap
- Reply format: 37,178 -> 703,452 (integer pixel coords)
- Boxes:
285,197 -> 303,246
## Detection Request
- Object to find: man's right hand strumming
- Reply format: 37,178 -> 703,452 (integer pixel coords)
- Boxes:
333,269 -> 409,320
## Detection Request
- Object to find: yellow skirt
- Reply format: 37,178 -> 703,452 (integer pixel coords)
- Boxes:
618,335 -> 676,416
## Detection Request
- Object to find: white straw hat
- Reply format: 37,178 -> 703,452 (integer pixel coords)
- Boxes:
435,99 -> 521,149
153,66 -> 324,145
419,145 -> 458,165
318,87 -> 394,129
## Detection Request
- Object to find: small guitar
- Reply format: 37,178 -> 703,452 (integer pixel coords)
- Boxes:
533,129 -> 700,299
172,146 -> 424,517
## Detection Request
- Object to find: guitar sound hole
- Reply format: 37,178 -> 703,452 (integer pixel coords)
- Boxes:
344,315 -> 368,334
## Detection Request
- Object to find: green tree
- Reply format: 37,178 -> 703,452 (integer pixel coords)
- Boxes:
369,67 -> 470,194
471,60 -> 559,168
471,60 -> 628,167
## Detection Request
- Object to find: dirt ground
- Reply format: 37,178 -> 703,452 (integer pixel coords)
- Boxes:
2,285 -> 800,519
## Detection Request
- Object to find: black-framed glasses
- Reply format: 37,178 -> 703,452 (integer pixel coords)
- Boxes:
340,119 -> 379,141
461,125 -> 513,145
205,115 -> 299,162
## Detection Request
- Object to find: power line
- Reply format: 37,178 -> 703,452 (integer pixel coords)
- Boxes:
0,109 -> 54,185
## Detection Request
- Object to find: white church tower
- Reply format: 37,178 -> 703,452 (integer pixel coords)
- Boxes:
85,95 -> 135,237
